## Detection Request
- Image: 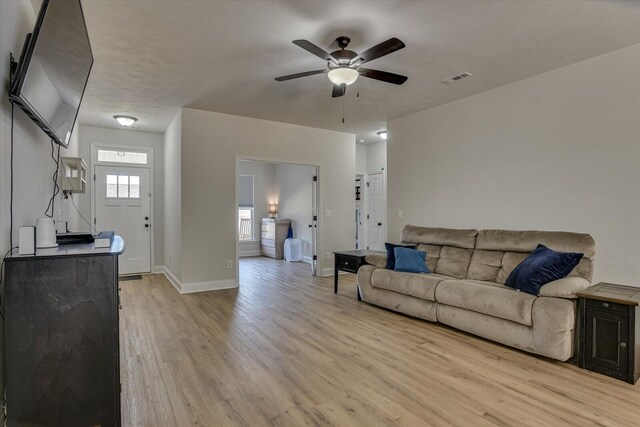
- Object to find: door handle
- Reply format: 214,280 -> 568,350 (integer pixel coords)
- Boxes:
145,224 -> 149,228
145,216 -> 149,220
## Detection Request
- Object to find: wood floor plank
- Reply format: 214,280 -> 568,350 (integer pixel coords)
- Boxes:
119,257 -> 640,426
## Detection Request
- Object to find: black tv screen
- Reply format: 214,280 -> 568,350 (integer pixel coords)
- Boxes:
9,0 -> 93,148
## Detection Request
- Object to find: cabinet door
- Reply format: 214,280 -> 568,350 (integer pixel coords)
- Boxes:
5,256 -> 118,426
584,307 -> 629,375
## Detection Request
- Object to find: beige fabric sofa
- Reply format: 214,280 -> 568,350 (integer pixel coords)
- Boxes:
357,225 -> 595,361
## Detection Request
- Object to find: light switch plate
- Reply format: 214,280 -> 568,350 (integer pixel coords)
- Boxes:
324,209 -> 332,218
397,209 -> 403,219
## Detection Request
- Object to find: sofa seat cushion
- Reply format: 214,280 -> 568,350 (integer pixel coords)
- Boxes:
435,279 -> 536,326
370,269 -> 452,302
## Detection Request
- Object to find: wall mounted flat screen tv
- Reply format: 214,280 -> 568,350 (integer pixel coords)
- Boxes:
9,0 -> 93,148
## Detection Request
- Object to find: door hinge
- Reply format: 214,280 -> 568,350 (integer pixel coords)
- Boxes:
312,255 -> 317,260
94,217 -> 96,225
367,214 -> 370,220
366,182 -> 370,187
93,174 -> 96,181
313,215 -> 317,221
313,176 -> 318,182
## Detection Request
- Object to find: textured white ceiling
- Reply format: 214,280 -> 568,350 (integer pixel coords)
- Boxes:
67,0 -> 640,143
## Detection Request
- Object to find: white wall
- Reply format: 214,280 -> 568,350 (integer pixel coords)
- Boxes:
167,107 -> 354,287
366,141 -> 387,174
237,160 -> 276,257
355,144 -> 367,175
388,43 -> 640,286
76,125 -> 165,267
164,110 -> 182,278
0,0 -> 79,418
274,163 -> 315,261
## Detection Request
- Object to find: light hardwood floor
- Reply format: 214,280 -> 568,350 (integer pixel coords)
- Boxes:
120,257 -> 640,426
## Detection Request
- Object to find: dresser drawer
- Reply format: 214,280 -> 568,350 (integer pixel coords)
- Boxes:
337,256 -> 359,273
586,299 -> 630,315
261,230 -> 275,240
261,238 -> 275,248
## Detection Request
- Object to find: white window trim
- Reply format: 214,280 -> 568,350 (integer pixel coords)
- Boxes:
91,143 -> 155,272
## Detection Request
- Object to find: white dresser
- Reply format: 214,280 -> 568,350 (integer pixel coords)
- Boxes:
260,218 -> 291,259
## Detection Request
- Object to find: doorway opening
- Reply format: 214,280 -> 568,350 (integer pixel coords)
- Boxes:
236,158 -> 319,286
91,144 -> 154,275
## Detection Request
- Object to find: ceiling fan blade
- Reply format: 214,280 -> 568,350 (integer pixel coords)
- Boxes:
275,69 -> 326,82
332,84 -> 346,98
358,68 -> 408,85
351,37 -> 405,65
293,40 -> 339,65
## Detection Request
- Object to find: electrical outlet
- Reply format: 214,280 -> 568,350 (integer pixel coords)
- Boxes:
325,252 -> 331,260
397,209 -> 403,219
226,260 -> 233,269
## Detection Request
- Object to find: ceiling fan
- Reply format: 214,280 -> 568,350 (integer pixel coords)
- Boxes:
275,36 -> 408,98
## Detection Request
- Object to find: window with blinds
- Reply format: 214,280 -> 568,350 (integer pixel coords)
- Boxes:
238,175 -> 254,241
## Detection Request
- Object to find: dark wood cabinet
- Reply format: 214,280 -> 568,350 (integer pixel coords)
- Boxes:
4,237 -> 124,426
579,283 -> 640,384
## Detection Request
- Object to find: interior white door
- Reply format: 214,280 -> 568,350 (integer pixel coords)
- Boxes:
367,172 -> 385,251
311,172 -> 318,275
95,165 -> 151,275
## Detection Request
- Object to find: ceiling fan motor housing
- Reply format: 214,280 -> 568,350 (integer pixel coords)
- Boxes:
329,49 -> 357,66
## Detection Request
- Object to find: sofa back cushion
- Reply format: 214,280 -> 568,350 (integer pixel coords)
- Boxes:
401,226 -> 478,279
399,225 -> 595,283
469,229 -> 595,283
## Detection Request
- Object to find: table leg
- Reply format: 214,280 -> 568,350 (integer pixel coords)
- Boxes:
357,285 -> 362,301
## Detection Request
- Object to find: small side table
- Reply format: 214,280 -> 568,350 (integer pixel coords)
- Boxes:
334,250 -> 385,301
577,282 -> 640,384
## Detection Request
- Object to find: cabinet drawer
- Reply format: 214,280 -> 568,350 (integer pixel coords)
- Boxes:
261,230 -> 275,239
337,256 -> 359,273
586,299 -> 630,315
261,245 -> 276,259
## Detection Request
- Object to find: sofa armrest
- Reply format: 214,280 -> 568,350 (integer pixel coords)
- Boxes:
365,253 -> 387,269
538,277 -> 591,299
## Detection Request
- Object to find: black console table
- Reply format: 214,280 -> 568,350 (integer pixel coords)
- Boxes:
4,236 -> 125,426
578,282 -> 640,384
334,249 -> 385,300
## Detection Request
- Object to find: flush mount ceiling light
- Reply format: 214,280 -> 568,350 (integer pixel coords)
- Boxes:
377,131 -> 388,140
114,115 -> 137,127
327,67 -> 359,86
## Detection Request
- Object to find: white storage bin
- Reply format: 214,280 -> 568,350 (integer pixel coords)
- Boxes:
284,238 -> 302,262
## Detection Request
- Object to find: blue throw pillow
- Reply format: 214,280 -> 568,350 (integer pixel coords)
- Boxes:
394,247 -> 429,274
385,243 -> 416,270
505,244 -> 583,295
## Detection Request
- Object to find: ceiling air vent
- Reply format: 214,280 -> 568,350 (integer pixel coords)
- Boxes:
441,72 -> 472,85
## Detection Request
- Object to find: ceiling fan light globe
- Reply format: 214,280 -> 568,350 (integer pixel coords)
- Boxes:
327,67 -> 359,86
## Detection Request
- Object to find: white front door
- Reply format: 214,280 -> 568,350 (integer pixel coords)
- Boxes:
95,165 -> 151,275
367,172 -> 385,251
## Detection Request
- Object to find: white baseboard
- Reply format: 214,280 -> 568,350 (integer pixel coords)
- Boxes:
318,267 -> 336,277
301,255 -> 313,264
153,265 -> 166,273
239,249 -> 261,257
156,266 -> 237,294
